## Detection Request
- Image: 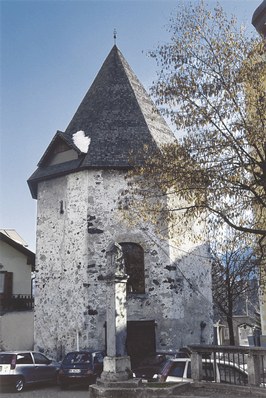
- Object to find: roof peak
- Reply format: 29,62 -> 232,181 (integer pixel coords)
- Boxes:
28,45 -> 175,198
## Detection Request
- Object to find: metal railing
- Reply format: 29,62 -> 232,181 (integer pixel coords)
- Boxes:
188,344 -> 266,388
0,294 -> 34,313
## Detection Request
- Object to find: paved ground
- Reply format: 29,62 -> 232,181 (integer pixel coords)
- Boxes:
0,384 -> 89,398
1,383 -> 266,398
170,383 -> 266,397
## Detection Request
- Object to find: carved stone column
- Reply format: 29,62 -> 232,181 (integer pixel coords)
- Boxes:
100,242 -> 131,382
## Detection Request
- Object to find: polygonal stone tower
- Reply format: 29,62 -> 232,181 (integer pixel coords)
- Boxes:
28,45 -> 213,361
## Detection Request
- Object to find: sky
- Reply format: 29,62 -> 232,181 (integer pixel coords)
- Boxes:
0,0 -> 261,252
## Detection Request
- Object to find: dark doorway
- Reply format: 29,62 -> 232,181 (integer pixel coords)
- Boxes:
127,320 -> 156,367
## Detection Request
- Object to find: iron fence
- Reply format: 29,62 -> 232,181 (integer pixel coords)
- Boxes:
188,344 -> 266,388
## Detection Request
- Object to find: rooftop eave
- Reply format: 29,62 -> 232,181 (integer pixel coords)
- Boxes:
0,232 -> 35,271
252,0 -> 266,37
27,162 -> 133,199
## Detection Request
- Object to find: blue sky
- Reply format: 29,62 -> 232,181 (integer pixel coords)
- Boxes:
0,0 -> 261,251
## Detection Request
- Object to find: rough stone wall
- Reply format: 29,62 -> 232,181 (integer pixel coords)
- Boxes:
35,169 -> 212,359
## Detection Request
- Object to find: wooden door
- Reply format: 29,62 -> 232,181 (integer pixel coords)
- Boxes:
127,320 -> 156,367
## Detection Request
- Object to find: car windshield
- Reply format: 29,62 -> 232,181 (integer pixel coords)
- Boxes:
168,361 -> 186,377
0,354 -> 14,364
62,352 -> 92,365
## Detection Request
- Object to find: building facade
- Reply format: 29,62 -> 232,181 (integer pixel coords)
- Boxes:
28,46 -> 213,361
0,229 -> 35,350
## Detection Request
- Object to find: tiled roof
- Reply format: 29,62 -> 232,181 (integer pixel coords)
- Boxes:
28,45 -> 175,199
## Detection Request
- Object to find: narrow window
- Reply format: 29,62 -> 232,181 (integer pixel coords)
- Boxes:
0,271 -> 13,297
0,273 -> 5,293
119,243 -> 145,294
0,271 -> 13,310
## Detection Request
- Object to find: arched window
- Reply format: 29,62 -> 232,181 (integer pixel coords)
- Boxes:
119,243 -> 145,294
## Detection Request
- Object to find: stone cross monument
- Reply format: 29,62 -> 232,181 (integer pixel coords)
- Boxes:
100,242 -> 132,381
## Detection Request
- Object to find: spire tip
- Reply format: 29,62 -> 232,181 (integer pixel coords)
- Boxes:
113,28 -> 117,45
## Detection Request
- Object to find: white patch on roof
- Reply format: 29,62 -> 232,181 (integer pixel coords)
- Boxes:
72,130 -> 91,153
0,229 -> 28,247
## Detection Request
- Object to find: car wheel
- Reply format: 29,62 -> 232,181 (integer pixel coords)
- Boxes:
14,377 -> 25,392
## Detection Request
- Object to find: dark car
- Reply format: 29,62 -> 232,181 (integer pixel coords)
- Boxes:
132,349 -> 191,382
58,350 -> 104,389
0,351 -> 60,392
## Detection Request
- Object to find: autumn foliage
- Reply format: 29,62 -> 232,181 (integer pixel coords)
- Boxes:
129,2 -> 265,252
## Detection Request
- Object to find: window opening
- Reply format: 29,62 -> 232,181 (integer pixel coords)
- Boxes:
119,243 -> 145,294
0,273 -> 4,293
17,353 -> 33,365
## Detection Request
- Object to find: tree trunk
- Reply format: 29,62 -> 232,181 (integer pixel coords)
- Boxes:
227,314 -> 235,345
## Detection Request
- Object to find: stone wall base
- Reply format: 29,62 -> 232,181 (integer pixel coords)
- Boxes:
100,356 -> 132,382
88,379 -> 143,398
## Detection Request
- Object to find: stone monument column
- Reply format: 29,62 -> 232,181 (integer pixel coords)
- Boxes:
100,242 -> 132,382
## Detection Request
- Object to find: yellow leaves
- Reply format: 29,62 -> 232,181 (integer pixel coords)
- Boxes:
133,1 -> 266,242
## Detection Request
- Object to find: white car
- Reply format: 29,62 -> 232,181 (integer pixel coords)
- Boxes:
0,351 -> 60,392
155,357 -> 248,385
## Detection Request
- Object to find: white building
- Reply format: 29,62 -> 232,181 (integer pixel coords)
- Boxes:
0,229 -> 35,350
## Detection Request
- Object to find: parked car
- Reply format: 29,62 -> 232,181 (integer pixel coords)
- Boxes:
133,348 -> 191,381
58,350 -> 104,389
0,351 -> 60,392
155,357 -> 248,386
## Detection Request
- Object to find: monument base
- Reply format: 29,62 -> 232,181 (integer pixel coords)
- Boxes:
100,356 -> 132,382
88,378 -> 143,398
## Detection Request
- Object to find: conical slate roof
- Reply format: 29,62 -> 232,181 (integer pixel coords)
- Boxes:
28,45 -> 175,198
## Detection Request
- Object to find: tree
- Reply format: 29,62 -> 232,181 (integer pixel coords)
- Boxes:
129,2 -> 266,254
211,230 -> 259,345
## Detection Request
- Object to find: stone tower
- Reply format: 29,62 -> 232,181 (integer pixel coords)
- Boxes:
28,45 -> 213,361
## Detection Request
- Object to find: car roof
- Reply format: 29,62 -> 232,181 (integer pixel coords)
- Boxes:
64,350 -> 103,354
0,351 -> 34,354
168,357 -> 247,371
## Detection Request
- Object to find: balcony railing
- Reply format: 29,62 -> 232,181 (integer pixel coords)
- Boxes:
0,294 -> 34,313
188,344 -> 266,388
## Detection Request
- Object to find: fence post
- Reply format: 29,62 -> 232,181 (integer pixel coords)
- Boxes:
247,351 -> 261,386
191,351 -> 202,381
